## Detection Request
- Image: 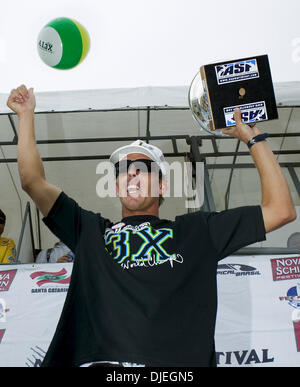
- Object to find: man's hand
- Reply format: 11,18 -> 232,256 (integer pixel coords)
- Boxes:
221,108 -> 262,144
7,85 -> 36,116
57,255 -> 72,263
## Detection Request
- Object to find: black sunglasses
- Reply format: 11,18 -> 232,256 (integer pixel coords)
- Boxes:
115,159 -> 161,178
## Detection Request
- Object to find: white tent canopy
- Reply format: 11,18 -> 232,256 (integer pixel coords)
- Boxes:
1,82 -> 300,113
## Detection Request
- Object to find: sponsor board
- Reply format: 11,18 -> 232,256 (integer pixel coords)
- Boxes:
271,257 -> 300,281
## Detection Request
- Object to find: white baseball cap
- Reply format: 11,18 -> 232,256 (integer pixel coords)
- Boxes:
110,140 -> 167,176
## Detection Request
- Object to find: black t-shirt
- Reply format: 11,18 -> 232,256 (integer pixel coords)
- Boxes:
41,192 -> 266,367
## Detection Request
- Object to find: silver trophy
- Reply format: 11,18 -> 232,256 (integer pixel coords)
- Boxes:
189,55 -> 278,136
188,71 -> 228,137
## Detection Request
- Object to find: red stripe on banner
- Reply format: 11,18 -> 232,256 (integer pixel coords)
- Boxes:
36,277 -> 70,287
293,321 -> 300,352
30,268 -> 67,280
0,330 -> 5,344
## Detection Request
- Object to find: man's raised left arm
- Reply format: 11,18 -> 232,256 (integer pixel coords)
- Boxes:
222,109 -> 296,233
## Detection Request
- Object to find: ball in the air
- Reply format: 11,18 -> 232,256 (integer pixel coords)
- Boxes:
37,17 -> 90,69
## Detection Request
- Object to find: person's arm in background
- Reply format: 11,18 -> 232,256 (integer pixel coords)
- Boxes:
7,85 -> 62,217
222,108 -> 296,233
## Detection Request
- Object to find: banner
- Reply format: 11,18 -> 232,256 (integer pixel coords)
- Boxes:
0,255 -> 300,367
215,254 -> 300,367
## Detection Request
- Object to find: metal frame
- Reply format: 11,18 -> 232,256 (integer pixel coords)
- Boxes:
16,202 -> 36,263
1,106 -> 300,257
2,107 -> 300,196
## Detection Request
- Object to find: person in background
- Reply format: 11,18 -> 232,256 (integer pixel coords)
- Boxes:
0,209 -> 16,264
287,232 -> 300,249
36,240 -> 74,263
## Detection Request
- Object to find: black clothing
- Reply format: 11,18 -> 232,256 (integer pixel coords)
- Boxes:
41,192 -> 266,367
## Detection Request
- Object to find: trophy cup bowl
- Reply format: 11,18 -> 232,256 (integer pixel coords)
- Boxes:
188,71 -> 228,137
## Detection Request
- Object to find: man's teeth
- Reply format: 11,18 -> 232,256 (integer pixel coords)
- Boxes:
127,185 -> 140,192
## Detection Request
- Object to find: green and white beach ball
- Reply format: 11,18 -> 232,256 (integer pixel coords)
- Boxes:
37,17 -> 90,69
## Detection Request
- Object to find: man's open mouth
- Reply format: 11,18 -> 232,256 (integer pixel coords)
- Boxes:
127,184 -> 141,196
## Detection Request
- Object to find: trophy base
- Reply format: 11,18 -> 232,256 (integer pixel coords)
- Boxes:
189,55 -> 278,134
201,55 -> 278,130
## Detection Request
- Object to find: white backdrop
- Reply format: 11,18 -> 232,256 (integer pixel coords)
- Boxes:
1,255 -> 300,367
0,0 -> 300,93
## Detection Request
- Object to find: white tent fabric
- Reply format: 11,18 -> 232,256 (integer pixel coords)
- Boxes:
1,82 -> 300,114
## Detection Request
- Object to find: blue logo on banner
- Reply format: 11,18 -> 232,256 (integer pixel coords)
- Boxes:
287,285 -> 300,309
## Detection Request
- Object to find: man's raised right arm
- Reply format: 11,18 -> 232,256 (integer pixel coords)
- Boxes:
7,85 -> 61,217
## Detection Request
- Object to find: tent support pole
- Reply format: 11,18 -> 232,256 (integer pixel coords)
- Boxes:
7,114 -> 18,144
288,166 -> 300,197
187,136 -> 216,213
